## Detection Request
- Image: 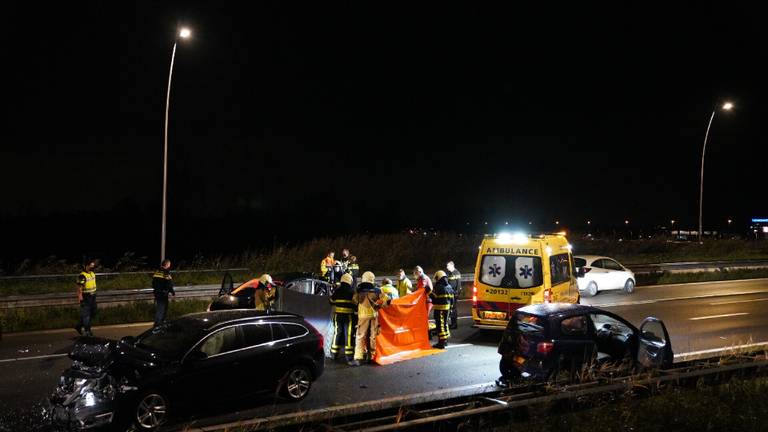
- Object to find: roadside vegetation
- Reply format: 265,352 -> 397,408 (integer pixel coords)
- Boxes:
1,234 -> 767,297
500,375 -> 768,431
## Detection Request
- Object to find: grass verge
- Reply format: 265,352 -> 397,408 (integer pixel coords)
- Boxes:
636,268 -> 768,286
0,299 -> 211,333
500,376 -> 768,432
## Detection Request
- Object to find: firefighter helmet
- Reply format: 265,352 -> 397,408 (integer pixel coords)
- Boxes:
340,273 -> 353,285
259,274 -> 273,285
434,270 -> 447,280
362,271 -> 376,284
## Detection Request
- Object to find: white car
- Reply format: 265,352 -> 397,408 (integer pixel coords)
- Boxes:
574,255 -> 635,296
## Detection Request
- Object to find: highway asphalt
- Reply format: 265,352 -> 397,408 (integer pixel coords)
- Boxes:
1,278 -> 767,430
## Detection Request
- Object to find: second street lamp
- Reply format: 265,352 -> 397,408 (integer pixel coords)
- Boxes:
698,101 -> 733,243
161,27 -> 191,262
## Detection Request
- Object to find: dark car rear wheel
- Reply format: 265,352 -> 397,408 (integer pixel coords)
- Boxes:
280,365 -> 313,401
133,391 -> 169,431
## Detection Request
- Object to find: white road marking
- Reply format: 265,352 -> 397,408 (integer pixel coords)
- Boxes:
0,353 -> 68,364
589,290 -> 768,308
445,344 -> 473,349
689,312 -> 749,321
3,321 -> 153,337
709,297 -> 768,305
674,341 -> 768,359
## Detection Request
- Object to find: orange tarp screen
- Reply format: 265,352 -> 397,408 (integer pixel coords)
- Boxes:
374,290 -> 444,365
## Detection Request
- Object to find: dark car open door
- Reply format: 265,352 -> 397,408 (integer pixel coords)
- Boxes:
637,317 -> 673,369
219,273 -> 234,296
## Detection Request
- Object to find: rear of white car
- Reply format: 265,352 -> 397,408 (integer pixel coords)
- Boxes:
574,255 -> 635,296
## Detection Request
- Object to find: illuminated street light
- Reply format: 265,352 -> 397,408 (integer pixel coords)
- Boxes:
699,101 -> 734,243
587,220 -> 591,225
161,27 -> 192,261
625,220 -> 629,225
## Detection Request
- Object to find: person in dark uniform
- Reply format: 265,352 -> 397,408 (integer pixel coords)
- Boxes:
75,260 -> 98,336
347,255 -> 360,288
446,261 -> 462,329
430,270 -> 454,349
152,259 -> 175,326
330,273 -> 356,365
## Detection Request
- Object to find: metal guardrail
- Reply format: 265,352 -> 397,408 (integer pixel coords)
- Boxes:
0,268 -> 250,281
628,259 -> 768,274
182,354 -> 768,432
1,260 -> 767,309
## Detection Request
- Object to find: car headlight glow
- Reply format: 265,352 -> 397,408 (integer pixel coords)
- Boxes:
84,391 -> 96,407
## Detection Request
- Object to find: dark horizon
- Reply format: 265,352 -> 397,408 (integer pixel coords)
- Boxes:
3,2 -> 766,263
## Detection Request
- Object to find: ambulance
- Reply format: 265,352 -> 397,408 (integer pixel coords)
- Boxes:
471,232 -> 580,329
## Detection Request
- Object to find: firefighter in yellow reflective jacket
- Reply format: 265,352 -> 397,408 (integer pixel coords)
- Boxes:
396,268 -> 413,298
253,274 -> 278,312
430,270 -> 454,349
330,273 -> 356,364
74,260 -> 98,337
350,271 -> 390,366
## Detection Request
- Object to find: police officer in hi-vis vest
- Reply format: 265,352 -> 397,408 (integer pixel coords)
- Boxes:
152,259 -> 176,325
74,260 -> 98,336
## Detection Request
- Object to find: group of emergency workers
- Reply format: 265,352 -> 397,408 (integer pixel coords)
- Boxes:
74,258 -> 178,337
320,249 -> 360,287
327,257 -> 463,366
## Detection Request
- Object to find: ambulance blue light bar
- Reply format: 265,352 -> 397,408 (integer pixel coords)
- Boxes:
752,218 -> 768,223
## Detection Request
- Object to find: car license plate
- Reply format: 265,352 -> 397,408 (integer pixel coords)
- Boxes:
484,311 -> 506,320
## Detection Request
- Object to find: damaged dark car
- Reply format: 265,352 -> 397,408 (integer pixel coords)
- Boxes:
497,303 -> 673,384
49,310 -> 325,430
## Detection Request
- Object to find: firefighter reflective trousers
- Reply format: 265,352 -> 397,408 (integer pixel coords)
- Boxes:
354,316 -> 378,360
331,313 -> 354,359
434,309 -> 450,343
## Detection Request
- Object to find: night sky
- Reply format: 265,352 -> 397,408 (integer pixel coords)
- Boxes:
2,2 -> 766,262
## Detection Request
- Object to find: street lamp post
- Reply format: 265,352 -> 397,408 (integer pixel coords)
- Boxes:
698,102 -> 733,243
161,27 -> 191,262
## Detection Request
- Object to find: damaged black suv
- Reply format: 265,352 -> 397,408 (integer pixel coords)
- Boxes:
49,310 -> 325,430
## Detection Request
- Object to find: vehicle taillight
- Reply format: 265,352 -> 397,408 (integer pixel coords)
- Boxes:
543,288 -> 552,303
584,267 -> 592,273
308,323 -> 324,352
537,341 -> 554,355
472,284 -> 477,303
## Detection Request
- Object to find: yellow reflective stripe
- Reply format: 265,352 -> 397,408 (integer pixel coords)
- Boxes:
433,294 -> 453,298
432,304 -> 451,310
334,307 -> 354,314
331,299 -> 356,305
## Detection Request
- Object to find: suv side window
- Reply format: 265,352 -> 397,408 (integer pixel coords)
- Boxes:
282,323 -> 309,338
560,315 -> 588,336
241,323 -> 272,346
198,326 -> 240,357
271,323 -> 289,340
